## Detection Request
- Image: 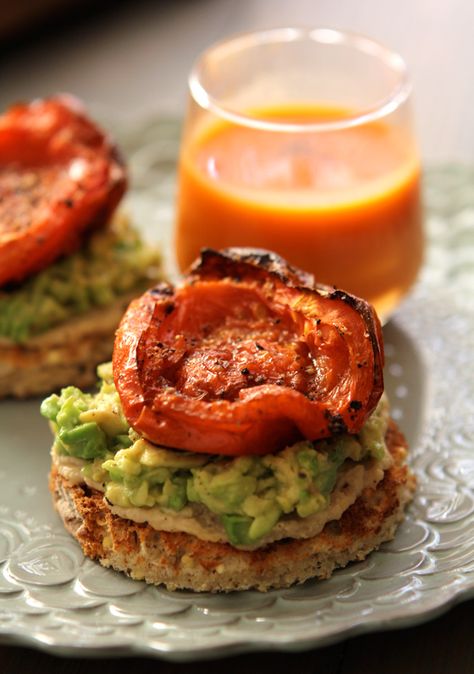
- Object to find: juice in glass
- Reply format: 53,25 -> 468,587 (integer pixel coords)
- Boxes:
175,30 -> 424,320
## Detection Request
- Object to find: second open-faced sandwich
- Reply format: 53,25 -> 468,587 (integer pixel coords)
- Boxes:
41,248 -> 415,592
0,95 -> 162,398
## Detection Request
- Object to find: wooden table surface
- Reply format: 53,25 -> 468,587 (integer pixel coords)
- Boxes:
1,1 -> 473,671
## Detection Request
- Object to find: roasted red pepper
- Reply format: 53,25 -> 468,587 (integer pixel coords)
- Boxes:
113,249 -> 384,455
0,95 -> 126,287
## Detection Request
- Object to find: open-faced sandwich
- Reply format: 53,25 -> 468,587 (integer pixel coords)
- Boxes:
41,248 -> 415,592
0,95 -> 162,398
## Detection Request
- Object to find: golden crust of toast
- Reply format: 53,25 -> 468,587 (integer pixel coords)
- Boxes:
49,421 -> 416,592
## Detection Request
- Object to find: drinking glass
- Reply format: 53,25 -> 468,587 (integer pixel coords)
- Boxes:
175,28 -> 424,321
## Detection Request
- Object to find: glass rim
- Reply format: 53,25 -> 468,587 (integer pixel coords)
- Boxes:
189,27 -> 412,133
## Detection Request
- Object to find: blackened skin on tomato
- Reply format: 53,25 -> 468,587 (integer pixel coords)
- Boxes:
0,95 -> 127,287
113,249 -> 384,456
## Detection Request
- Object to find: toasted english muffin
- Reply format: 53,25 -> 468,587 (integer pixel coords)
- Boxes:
49,420 -> 415,592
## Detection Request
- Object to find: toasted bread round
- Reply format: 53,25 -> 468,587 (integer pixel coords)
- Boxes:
49,421 -> 415,592
0,293 -> 138,399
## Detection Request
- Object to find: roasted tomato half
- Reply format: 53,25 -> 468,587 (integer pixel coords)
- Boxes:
113,249 -> 384,456
0,94 -> 126,286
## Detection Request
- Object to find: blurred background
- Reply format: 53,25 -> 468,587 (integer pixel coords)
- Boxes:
1,0 -> 473,162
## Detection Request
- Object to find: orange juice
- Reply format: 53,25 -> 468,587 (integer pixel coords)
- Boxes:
175,105 -> 423,318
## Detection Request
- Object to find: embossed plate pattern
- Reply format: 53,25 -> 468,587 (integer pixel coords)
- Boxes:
0,119 -> 473,659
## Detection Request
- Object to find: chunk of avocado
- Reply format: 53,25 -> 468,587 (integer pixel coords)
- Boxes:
79,406 -> 129,438
58,422 -> 108,459
221,514 -> 255,546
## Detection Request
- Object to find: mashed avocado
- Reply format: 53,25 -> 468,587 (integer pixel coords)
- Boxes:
41,364 -> 389,546
0,214 -> 162,343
